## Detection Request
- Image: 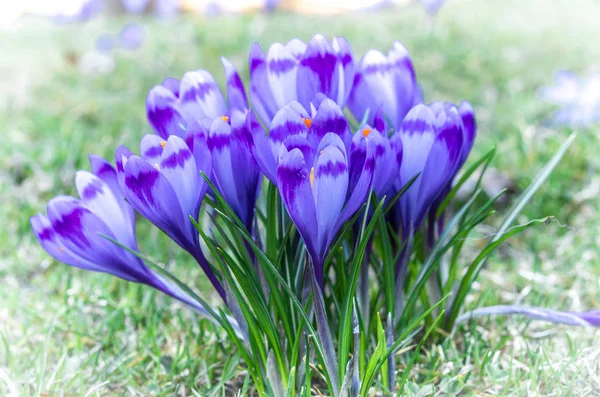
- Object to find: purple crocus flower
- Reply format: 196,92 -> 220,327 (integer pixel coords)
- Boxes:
348,42 -> 420,133
277,133 -> 375,284
249,34 -> 354,125
393,103 -> 464,234
146,58 -> 247,139
115,131 -> 227,301
30,155 -> 212,315
248,97 -> 351,184
145,59 -> 259,231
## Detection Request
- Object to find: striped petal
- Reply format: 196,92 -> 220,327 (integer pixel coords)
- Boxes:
179,70 -> 227,121
276,148 -> 318,263
249,42 -> 278,124
332,36 -> 355,106
297,34 -> 339,109
209,118 -> 243,222
315,132 -> 347,164
348,50 -> 391,127
31,213 -> 121,278
282,135 -> 315,171
230,110 -> 262,229
140,134 -> 165,164
269,104 -> 309,143
416,122 -> 463,223
266,43 -> 299,110
88,155 -> 133,229
46,196 -> 143,281
159,135 -> 200,217
387,42 -> 418,128
122,156 -> 189,248
397,105 -> 436,228
358,127 -> 398,197
313,145 -> 348,258
286,99 -> 311,119
310,98 -> 350,149
184,119 -> 212,182
336,134 -> 375,231
248,110 -> 278,183
75,171 -> 136,249
286,38 -> 307,59
221,57 -> 248,111
373,106 -> 386,133
146,85 -> 186,139
458,101 -> 477,166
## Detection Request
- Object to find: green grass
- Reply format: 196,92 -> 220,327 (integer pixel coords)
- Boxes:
2,0 -> 600,394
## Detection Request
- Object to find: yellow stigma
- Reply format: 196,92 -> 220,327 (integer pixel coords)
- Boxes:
302,118 -> 312,129
309,167 -> 315,188
160,140 -> 166,149
221,115 -> 229,122
363,128 -> 372,138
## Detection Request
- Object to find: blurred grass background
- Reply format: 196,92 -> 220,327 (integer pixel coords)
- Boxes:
1,0 -> 600,394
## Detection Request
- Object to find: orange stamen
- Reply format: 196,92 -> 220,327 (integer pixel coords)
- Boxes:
302,118 -> 312,129
363,128 -> 372,138
221,115 -> 229,122
160,140 -> 166,149
309,167 -> 315,188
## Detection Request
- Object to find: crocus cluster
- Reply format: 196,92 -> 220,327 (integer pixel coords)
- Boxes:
32,34 -> 600,339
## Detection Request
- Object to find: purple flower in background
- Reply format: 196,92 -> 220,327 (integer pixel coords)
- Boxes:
121,0 -> 150,14
248,97 -> 351,184
95,34 -> 116,53
146,59 -> 260,230
539,70 -> 600,128
154,0 -> 180,17
419,0 -> 449,15
277,133 -> 375,284
115,132 -> 227,301
393,103 -> 465,234
54,0 -> 103,24
118,23 -> 145,50
30,155 -> 213,315
249,34 -> 354,124
348,42 -> 420,133
264,0 -> 283,11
